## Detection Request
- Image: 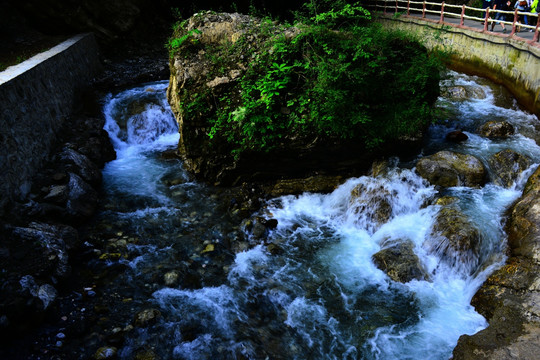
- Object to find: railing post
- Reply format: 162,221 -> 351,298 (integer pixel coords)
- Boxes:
484,8 -> 490,31
534,14 -> 540,42
510,8 -> 518,35
422,0 -> 426,18
407,0 -> 410,16
440,2 -> 445,23
460,4 -> 465,26
395,0 -> 398,14
384,0 -> 387,15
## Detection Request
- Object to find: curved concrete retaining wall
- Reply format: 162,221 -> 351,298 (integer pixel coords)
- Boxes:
377,16 -> 540,116
0,33 -> 100,214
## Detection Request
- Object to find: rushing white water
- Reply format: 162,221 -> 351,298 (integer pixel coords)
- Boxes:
96,73 -> 540,360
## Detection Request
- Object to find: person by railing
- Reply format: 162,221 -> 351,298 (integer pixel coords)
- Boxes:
491,0 -> 511,32
366,0 -> 539,42
514,0 -> 533,31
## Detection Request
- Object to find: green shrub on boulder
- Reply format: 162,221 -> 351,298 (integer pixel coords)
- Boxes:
167,2 -> 441,184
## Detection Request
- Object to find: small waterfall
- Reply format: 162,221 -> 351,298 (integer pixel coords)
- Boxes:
90,73 -> 540,360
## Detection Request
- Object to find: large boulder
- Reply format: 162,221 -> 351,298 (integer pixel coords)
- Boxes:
488,149 -> 531,188
453,165 -> 540,359
167,11 -> 439,186
478,120 -> 515,139
507,166 -> 540,261
424,207 -> 481,271
372,239 -> 428,283
416,150 -> 486,187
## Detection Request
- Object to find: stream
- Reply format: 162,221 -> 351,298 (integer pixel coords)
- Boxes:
75,71 -> 539,359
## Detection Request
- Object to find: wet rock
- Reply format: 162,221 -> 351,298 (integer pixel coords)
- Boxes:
434,195 -> 459,206
453,256 -> 540,359
134,349 -> 158,360
266,243 -> 284,255
424,207 -> 481,270
443,85 -> 486,100
10,222 -> 77,279
60,147 -> 102,186
350,182 -> 392,231
488,149 -> 531,188
37,284 -> 58,309
507,165 -> 540,261
94,346 -> 118,360
478,120 -> 515,139
163,270 -> 179,287
134,309 -> 161,328
445,130 -> 468,143
19,275 -> 58,309
370,159 -> 390,178
251,222 -> 267,239
372,239 -> 428,283
43,185 -> 69,204
66,172 -> 99,220
444,86 -> 467,99
266,175 -> 343,196
249,217 -> 279,239
416,150 -> 486,187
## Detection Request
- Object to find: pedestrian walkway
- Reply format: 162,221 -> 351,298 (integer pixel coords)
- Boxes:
366,1 -> 539,45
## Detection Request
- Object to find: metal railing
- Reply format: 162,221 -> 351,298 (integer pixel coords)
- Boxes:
366,0 -> 540,43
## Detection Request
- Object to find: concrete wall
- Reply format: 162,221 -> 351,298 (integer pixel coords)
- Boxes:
0,33 -> 101,214
378,16 -> 540,116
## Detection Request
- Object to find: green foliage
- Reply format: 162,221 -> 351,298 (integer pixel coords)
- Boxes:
311,2 -> 371,28
167,28 -> 202,55
171,1 -> 442,158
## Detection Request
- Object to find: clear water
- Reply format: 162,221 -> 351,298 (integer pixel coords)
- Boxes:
89,72 -> 539,360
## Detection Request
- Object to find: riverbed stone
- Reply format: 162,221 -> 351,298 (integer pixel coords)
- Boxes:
134,309 -> 161,328
478,120 -> 515,139
372,239 -> 428,283
163,270 -> 179,286
66,172 -> 99,220
94,346 -> 118,360
446,129 -> 468,143
415,150 -> 486,187
488,149 -> 531,188
443,85 -> 486,100
424,207 -> 481,270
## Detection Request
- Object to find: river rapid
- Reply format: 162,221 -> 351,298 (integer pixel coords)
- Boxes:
74,72 -> 539,359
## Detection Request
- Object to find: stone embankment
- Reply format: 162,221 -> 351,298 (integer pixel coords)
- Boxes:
0,33 -> 117,339
0,33 -> 101,215
452,165 -> 540,359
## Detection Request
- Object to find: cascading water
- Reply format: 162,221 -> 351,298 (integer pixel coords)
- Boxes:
86,72 -> 540,360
